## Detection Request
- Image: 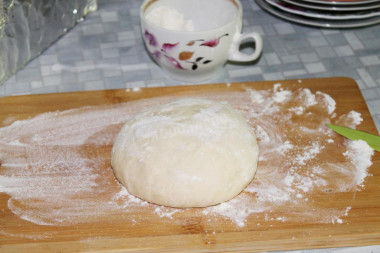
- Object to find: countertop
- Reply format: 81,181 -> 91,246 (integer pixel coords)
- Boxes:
0,0 -> 379,252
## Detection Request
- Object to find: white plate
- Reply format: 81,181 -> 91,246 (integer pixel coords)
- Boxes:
299,0 -> 380,6
267,0 -> 380,20
256,0 -> 380,28
282,0 -> 380,11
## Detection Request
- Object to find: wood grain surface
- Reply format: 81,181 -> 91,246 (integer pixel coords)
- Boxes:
0,77 -> 379,252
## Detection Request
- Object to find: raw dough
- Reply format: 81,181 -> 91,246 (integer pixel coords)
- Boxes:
111,98 -> 259,207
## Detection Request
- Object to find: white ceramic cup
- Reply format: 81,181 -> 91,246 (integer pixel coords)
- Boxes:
140,0 -> 263,82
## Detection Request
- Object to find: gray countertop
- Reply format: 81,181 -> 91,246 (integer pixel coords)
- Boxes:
1,0 -> 380,134
0,0 -> 379,252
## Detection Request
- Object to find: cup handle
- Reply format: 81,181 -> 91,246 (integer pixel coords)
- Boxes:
228,32 -> 263,62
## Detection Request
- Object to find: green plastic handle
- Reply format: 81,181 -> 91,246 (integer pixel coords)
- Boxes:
326,124 -> 380,152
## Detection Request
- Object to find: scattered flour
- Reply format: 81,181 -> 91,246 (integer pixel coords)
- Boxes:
335,110 -> 363,129
288,106 -> 304,115
251,92 -> 264,104
343,140 -> 374,186
316,91 -> 336,115
154,207 -> 181,219
347,110 -> 363,126
0,82 -> 375,237
272,83 -> 291,103
294,142 -> 324,166
299,88 -> 317,107
254,125 -> 270,144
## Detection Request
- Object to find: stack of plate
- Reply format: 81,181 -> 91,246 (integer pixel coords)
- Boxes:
256,0 -> 380,28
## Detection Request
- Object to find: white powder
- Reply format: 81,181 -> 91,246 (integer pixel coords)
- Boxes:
343,140 -> 374,186
203,196 -> 268,228
347,110 -> 363,126
251,92 -> 264,104
316,91 -> 336,115
112,186 -> 149,207
145,6 -> 195,31
294,142 -> 324,166
254,125 -> 270,144
154,207 -> 180,219
272,83 -> 291,103
299,88 -> 317,107
0,83 -> 375,237
344,206 -> 352,216
276,140 -> 294,153
335,110 -> 363,129
288,106 -> 304,115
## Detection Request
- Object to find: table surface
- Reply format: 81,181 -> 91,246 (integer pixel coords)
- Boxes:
1,0 -> 379,252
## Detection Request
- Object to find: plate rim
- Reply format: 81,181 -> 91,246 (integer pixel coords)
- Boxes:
298,0 -> 380,6
256,0 -> 380,28
266,0 -> 380,20
281,0 -> 380,11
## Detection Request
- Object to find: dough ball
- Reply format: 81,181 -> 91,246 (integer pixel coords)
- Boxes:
111,98 -> 259,207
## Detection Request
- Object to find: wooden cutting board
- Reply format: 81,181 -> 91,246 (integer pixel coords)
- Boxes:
0,77 -> 379,252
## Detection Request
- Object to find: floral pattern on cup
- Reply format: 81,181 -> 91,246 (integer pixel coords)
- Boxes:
144,30 -> 229,71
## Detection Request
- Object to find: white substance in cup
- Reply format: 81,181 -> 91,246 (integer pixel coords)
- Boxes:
145,6 -> 195,31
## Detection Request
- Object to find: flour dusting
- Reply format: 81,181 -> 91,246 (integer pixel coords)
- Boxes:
0,83 -> 375,237
343,140 -> 374,186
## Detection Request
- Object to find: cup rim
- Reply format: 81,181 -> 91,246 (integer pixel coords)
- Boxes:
140,0 -> 242,34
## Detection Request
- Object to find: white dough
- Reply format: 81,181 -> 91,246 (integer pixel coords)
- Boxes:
111,98 -> 259,208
